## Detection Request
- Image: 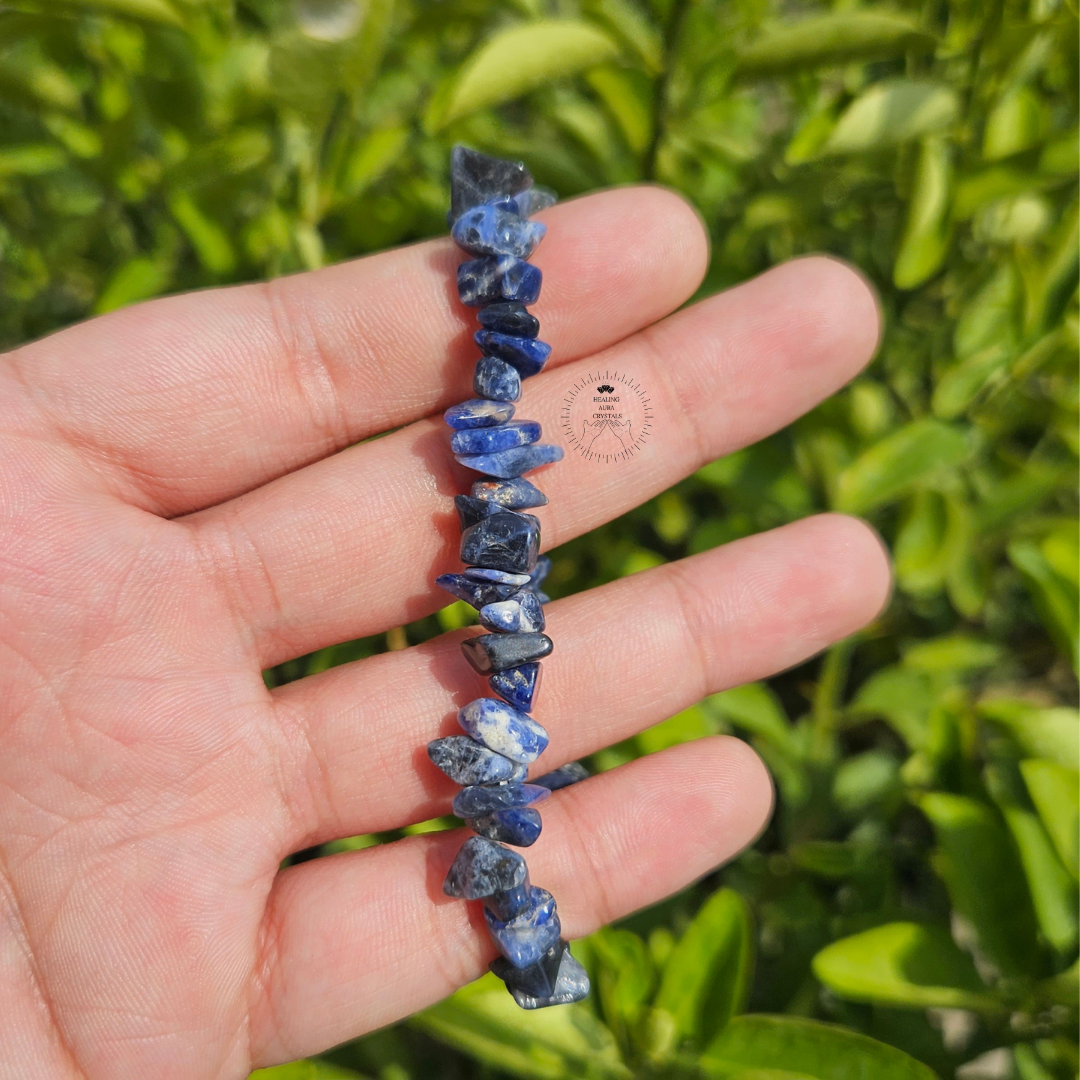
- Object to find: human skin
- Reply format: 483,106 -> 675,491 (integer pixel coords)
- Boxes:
0,186 -> 889,1079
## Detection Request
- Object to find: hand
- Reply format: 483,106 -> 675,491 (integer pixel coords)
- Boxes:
0,187 -> 888,1079
607,417 -> 633,449
581,417 -> 609,450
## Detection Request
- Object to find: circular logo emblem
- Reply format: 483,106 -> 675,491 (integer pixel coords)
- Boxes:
558,370 -> 653,463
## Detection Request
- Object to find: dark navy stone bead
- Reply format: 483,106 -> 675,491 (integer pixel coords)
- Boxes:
490,940 -> 590,1008
468,807 -> 543,847
444,398 -> 515,430
460,511 -> 540,574
472,477 -> 548,509
436,573 -> 519,610
485,877 -> 533,921
454,443 -> 564,479
528,554 -> 552,590
475,331 -> 552,378
450,146 -> 533,221
452,203 -> 546,259
477,302 -> 540,339
452,781 -> 550,819
532,762 -> 590,792
454,494 -> 501,531
510,186 -> 557,217
461,632 -> 553,676
484,888 -> 561,969
427,736 -> 526,786
463,567 -> 531,586
450,420 -> 541,456
479,590 -> 545,633
457,697 -> 548,763
473,356 -> 521,403
488,663 -> 543,712
443,836 -> 527,900
458,256 -> 542,307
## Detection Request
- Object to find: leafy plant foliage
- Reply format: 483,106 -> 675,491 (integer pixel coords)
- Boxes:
2,0 -> 1076,1077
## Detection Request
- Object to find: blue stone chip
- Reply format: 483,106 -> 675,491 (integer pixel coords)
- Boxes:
475,331 -> 551,378
461,632 -> 553,675
484,887 -> 561,969
444,398 -> 516,430
468,807 -> 543,847
458,256 -> 542,307
427,736 -> 526,786
454,443 -> 564,479
477,302 -> 540,339
460,511 -> 540,574
452,781 -> 550,819
479,590 -> 545,633
452,203 -> 546,259
471,477 -> 548,509
488,663 -> 543,712
457,697 -> 549,763
443,836 -> 527,900
451,420 -> 541,456
473,356 -> 521,403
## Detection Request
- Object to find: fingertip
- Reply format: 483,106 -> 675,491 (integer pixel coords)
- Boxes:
787,255 -> 883,375
808,512 -> 894,631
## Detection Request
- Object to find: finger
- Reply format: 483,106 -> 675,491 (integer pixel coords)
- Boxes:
189,256 -> 880,666
271,514 -> 889,847
5,187 -> 707,516
249,735 -> 772,1064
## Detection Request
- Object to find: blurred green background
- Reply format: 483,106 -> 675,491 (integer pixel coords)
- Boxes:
3,0 -> 1078,1077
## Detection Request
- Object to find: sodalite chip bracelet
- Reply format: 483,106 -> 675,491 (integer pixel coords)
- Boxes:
428,146 -> 590,1010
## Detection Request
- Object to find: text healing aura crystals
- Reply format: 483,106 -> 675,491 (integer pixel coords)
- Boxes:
427,146 -> 589,1009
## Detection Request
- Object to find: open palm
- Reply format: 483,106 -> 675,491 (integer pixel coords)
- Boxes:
0,187 -> 888,1079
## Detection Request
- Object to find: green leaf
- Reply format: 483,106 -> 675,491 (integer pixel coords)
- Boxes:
954,262 -> 1021,359
340,125 -> 409,199
983,86 -> 1048,162
977,698 -> 1080,770
654,888 -> 753,1046
894,137 -> 952,289
893,490 -> 949,596
848,666 -> 932,749
412,972 -> 631,1080
986,763 -> 1078,953
823,81 -> 959,156
902,634 -> 1001,674
1008,540 -> 1079,670
736,14 -> 935,77
590,926 -> 655,1039
45,0 -> 183,25
169,191 -> 236,275
832,750 -> 901,817
812,922 -> 997,1012
706,683 -> 792,749
94,256 -> 173,315
249,1060 -> 363,1079
833,419 -> 970,515
702,1015 -> 940,1080
586,66 -> 654,154
581,0 -> 663,74
917,792 -> 1042,976
1021,759 -> 1079,880
0,144 -> 66,178
434,21 -> 621,129
932,344 -> 1012,419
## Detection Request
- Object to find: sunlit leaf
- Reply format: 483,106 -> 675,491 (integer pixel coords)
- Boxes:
918,792 -> 1042,976
702,1015 -> 940,1080
833,419 -> 970,515
812,923 -> 997,1012
736,13 -> 934,77
654,888 -> 753,1046
824,81 -> 959,155
412,972 -> 631,1080
435,21 -> 621,129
